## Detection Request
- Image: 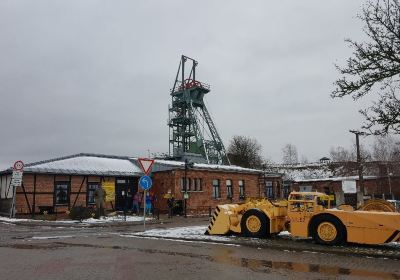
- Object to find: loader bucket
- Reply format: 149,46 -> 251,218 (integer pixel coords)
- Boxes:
205,204 -> 240,235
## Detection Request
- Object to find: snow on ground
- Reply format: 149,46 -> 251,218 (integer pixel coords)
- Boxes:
81,215 -> 151,224
127,226 -> 292,242
130,225 -> 232,242
0,216 -> 32,223
0,215 -> 151,224
31,235 -> 74,240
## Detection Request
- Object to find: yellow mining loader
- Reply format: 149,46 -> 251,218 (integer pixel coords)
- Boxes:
206,192 -> 400,245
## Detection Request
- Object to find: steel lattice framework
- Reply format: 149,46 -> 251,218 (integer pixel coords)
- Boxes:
168,55 -> 230,165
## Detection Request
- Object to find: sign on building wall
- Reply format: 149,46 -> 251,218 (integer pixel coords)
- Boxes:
342,180 -> 357,193
102,179 -> 115,202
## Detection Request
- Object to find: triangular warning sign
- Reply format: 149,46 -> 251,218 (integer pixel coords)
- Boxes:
138,158 -> 155,175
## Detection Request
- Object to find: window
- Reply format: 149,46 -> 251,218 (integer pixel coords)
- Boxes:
181,178 -> 191,191
196,178 -> 202,191
226,180 -> 233,199
193,178 -> 197,191
212,179 -> 220,199
239,180 -> 245,199
87,182 -> 100,205
54,182 -> 69,205
265,181 -> 273,198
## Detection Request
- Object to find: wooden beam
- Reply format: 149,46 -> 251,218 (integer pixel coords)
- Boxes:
72,176 -> 86,208
31,174 -> 36,219
68,175 -> 72,210
21,182 -> 32,215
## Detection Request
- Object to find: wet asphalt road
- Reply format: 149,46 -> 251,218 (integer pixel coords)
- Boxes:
1,217 -> 400,280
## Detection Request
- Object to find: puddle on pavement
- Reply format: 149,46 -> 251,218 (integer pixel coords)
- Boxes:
214,255 -> 400,279
7,243 -> 65,250
138,247 -> 400,279
4,240 -> 399,279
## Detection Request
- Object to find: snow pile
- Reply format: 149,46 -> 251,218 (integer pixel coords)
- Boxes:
81,215 -> 150,224
131,225 -> 232,242
130,226 -> 291,241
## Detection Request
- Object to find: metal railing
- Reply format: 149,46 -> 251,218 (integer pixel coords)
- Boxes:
170,80 -> 211,93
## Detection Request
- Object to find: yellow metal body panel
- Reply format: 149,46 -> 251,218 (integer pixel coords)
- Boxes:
324,209 -> 400,244
287,192 -> 400,244
206,199 -> 288,235
207,191 -> 400,245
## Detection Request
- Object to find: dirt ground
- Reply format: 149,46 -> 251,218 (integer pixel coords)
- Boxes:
0,215 -> 399,279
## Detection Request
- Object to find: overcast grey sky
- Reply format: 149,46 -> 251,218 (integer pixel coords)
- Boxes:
0,0 -> 374,169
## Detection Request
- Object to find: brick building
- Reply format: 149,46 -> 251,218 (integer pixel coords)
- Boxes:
0,153 -> 283,217
292,175 -> 400,201
150,160 -> 283,214
0,154 -> 142,216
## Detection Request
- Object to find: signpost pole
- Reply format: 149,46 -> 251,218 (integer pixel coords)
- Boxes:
9,161 -> 24,218
10,185 -> 16,218
137,158 -> 155,232
143,190 -> 146,231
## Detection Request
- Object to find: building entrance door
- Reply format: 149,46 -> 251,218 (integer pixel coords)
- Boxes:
115,178 -> 138,211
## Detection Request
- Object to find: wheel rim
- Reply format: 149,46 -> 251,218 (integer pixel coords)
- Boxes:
246,215 -> 261,233
317,222 -> 337,242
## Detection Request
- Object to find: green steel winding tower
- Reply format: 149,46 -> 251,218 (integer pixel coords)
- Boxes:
168,55 -> 230,165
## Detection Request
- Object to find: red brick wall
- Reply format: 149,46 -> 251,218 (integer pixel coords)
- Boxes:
292,177 -> 400,199
152,169 -> 264,212
15,174 -> 104,215
13,170 -> 284,215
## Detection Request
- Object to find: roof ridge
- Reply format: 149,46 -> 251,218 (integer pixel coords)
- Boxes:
25,153 -> 133,167
24,153 -> 83,167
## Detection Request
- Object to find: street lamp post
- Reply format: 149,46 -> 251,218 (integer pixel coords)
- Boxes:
183,159 -> 194,218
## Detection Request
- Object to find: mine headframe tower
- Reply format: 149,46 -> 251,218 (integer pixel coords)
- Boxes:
168,55 -> 230,165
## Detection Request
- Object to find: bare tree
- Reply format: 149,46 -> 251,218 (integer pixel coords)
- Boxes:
227,135 -> 264,169
332,0 -> 400,134
329,143 -> 371,162
300,155 -> 309,164
372,135 -> 400,161
329,146 -> 353,162
282,144 -> 298,165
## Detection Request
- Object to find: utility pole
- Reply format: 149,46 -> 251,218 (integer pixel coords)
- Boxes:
349,130 -> 365,204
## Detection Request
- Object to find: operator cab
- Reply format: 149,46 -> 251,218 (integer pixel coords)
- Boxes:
288,192 -> 332,213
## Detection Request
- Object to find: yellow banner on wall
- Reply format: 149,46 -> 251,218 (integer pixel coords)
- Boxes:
102,179 -> 115,202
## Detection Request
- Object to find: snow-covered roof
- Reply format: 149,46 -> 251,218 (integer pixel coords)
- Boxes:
0,153 -> 265,176
130,158 -> 263,174
294,175 -> 378,183
3,154 -> 143,176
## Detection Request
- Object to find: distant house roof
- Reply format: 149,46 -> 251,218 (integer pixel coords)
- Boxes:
294,175 -> 378,183
0,153 -> 143,176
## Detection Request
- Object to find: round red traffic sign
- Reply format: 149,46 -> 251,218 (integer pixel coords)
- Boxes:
13,160 -> 24,171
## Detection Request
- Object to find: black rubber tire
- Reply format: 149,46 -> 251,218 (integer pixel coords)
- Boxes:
241,209 -> 270,238
310,215 -> 346,245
